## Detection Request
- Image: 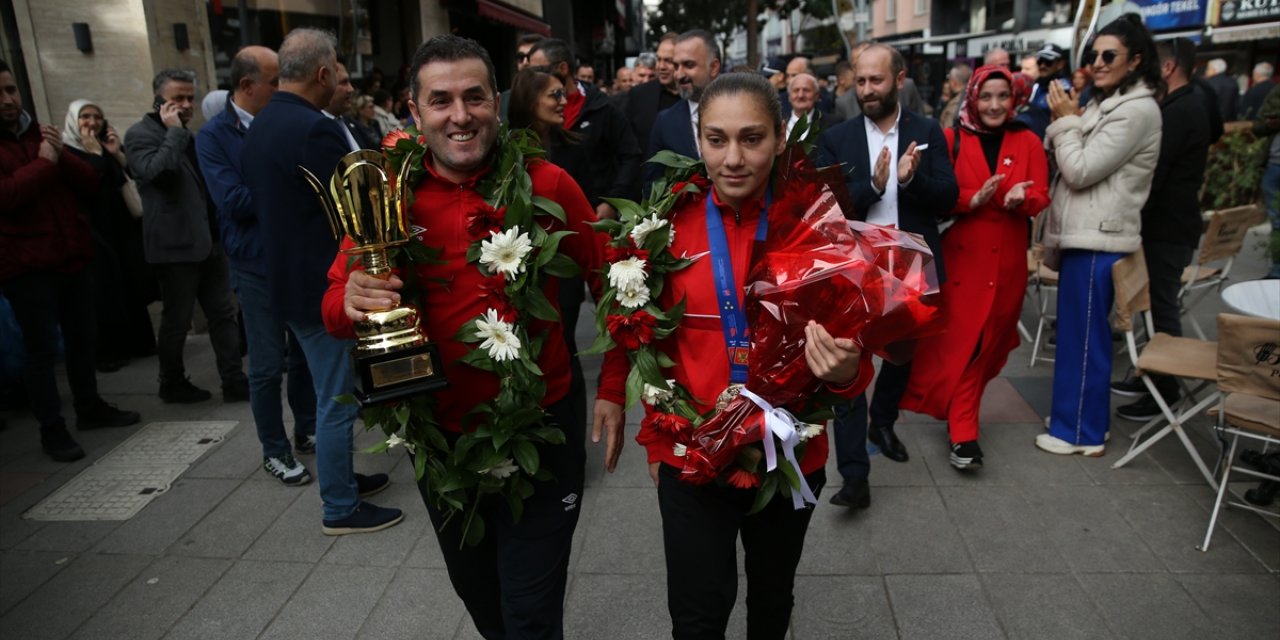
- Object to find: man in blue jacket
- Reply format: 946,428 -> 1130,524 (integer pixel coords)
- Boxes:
196,45 -> 317,488
241,28 -> 401,535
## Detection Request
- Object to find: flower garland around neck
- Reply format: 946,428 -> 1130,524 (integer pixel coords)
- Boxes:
585,146 -> 829,514
344,124 -> 581,547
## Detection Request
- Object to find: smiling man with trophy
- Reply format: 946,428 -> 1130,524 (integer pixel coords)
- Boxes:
241,28 -> 403,536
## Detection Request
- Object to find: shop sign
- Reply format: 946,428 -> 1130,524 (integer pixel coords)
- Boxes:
1099,0 -> 1208,30
1218,0 -> 1280,24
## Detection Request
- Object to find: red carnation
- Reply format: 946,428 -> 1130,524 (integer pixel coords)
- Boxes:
605,245 -> 649,264
725,466 -> 761,489
466,205 -> 506,239
478,275 -> 516,321
606,311 -> 657,350
381,128 -> 410,150
641,412 -> 690,435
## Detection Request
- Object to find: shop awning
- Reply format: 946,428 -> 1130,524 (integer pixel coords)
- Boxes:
476,0 -> 550,36
1209,22 -> 1280,44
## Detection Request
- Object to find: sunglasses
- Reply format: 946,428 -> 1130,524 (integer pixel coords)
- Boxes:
516,52 -> 530,63
1083,49 -> 1122,66
548,89 -> 566,100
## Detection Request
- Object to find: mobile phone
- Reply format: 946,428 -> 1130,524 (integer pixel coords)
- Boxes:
97,119 -> 110,141
153,95 -> 166,112
1058,78 -> 1072,92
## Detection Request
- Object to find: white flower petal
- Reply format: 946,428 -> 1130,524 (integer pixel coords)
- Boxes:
473,308 -> 522,362
478,228 -> 533,280
617,283 -> 651,309
484,458 -> 519,479
607,257 -> 648,292
673,443 -> 687,457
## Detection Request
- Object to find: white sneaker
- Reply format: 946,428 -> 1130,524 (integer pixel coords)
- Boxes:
264,454 -> 312,486
1042,417 -> 1110,442
1035,433 -> 1105,457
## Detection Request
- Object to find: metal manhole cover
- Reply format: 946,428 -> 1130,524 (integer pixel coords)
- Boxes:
23,465 -> 186,520
23,421 -> 238,521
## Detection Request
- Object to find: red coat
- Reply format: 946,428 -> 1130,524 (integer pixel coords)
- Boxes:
0,119 -> 99,282
901,126 -> 1049,419
322,157 -> 628,430
607,189 -> 873,473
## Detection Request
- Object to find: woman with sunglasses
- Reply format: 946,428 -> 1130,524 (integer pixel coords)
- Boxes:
507,68 -> 572,150
901,65 -> 1049,470
1036,13 -> 1163,457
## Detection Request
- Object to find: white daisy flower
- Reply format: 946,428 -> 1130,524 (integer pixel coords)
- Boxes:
642,380 -> 676,406
673,443 -> 687,457
385,433 -> 415,453
478,228 -> 533,279
482,458 -> 519,479
617,283 -> 651,309
798,423 -> 825,442
630,215 -> 674,247
607,257 -> 648,292
473,308 -> 522,362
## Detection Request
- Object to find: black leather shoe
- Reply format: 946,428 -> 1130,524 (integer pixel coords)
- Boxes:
869,423 -> 909,462
829,480 -> 870,509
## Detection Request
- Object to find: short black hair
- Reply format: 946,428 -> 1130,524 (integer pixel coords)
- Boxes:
407,34 -> 498,100
1155,37 -> 1196,81
835,60 -> 852,75
152,68 -> 197,96
530,38 -> 573,70
517,34 -> 545,48
1095,13 -> 1162,97
675,29 -> 721,64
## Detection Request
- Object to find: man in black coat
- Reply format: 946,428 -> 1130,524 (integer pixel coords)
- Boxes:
620,33 -> 683,170
816,44 -> 958,508
1204,58 -> 1239,122
1113,38 -> 1212,422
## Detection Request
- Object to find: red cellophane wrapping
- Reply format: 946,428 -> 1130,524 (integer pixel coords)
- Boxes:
678,150 -> 942,485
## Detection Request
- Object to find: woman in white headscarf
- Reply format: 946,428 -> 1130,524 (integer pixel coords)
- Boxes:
61,99 -> 156,370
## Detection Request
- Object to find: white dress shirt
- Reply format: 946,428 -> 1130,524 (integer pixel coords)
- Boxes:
864,106 -> 903,228
688,99 -> 700,156
230,97 -> 254,130
323,109 -> 360,152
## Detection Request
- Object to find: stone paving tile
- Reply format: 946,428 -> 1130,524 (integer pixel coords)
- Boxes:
789,575 -> 897,640
863,487 -> 974,575
1076,573 -> 1217,640
0,471 -> 50,507
940,485 -> 1071,574
1175,573 -> 1280,639
1180,483 -> 1280,570
163,559 -> 312,640
13,520 -> 123,554
166,478 -> 299,558
0,550 -> 73,616
355,567 -> 467,640
976,377 -> 1042,424
1109,484 -> 1267,574
563,573 -> 671,640
184,422 -> 263,480
0,552 -> 152,640
70,555 -> 232,640
239,481 -> 335,564
322,481 -> 427,567
574,487 -> 665,575
885,573 -> 1005,640
798,503 -> 881,576
1021,484 -> 1167,573
928,423 -> 1097,487
92,478 -> 240,556
403,525 -> 448,570
980,573 -> 1113,640
259,563 -> 395,640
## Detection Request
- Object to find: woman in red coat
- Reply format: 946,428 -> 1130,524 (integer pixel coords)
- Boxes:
900,65 -> 1049,470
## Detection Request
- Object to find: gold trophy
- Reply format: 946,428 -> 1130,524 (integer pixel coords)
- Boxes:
301,149 -> 447,406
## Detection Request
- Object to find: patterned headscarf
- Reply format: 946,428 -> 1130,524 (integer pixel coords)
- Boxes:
61,99 -> 102,152
959,66 -> 1026,134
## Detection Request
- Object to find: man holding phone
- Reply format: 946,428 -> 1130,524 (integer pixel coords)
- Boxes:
126,69 -> 249,405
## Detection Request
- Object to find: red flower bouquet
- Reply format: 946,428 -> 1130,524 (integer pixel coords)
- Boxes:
677,150 -> 942,498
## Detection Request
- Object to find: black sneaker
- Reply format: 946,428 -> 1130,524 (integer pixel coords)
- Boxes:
828,479 -> 871,509
356,472 -> 390,498
1116,395 -> 1166,422
76,399 -> 141,430
294,434 -> 316,455
950,441 -> 984,470
1110,377 -> 1148,397
263,454 -> 311,486
322,501 -> 404,536
159,377 -> 213,404
222,378 -> 250,403
41,425 -> 86,462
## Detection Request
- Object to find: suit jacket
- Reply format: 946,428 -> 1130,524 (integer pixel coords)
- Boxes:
240,91 -> 352,325
816,109 -> 959,280
642,98 -> 698,199
833,91 -> 861,123
125,113 -> 214,264
621,80 -> 680,158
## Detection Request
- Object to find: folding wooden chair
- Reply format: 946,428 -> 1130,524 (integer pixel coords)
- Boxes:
1027,214 -> 1058,367
1180,205 -> 1266,340
1108,250 -> 1221,487
1198,313 -> 1280,551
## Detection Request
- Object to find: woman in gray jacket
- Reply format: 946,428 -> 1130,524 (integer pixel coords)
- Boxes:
1036,14 -> 1163,457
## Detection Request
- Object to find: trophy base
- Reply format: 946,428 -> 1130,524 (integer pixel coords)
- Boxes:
352,342 -> 448,408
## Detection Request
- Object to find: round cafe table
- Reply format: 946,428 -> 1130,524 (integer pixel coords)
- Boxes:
1221,279 -> 1280,320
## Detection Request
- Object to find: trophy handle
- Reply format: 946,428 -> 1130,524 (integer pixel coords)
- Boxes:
299,165 -> 343,240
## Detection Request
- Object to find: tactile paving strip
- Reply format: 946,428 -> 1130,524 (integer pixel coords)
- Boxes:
24,421 -> 237,521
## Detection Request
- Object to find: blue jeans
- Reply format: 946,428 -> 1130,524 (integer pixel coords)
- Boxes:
286,320 -> 359,520
229,268 -> 316,458
1262,161 -> 1280,277
1049,250 -> 1124,446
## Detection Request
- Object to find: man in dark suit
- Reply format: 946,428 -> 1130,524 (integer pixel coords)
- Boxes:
620,33 -> 682,164
816,44 -> 959,509
241,27 -> 402,536
644,29 -> 721,194
1205,58 -> 1239,121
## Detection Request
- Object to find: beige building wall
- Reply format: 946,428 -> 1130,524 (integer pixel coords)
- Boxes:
12,0 -> 217,133
871,0 -> 931,39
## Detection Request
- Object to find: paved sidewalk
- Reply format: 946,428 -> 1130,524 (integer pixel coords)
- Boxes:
1,230 -> 1277,640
